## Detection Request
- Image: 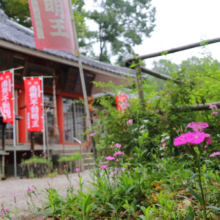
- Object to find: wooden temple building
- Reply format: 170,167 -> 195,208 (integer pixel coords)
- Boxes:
0,10 -> 135,177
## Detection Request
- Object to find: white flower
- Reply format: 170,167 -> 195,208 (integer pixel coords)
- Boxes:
161,139 -> 165,143
161,134 -> 167,137
160,146 -> 165,151
140,129 -> 148,133
132,128 -> 138,132
161,153 -> 164,156
140,125 -> 145,129
183,180 -> 187,185
143,120 -> 149,123
165,136 -> 170,140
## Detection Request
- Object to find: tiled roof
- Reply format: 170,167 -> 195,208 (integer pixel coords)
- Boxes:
0,10 -> 135,77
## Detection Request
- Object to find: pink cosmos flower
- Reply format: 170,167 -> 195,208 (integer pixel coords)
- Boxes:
129,157 -> 133,160
75,168 -> 80,173
106,156 -> 115,160
1,211 -> 3,218
115,143 -> 122,148
205,145 -> 208,148
211,112 -> 218,115
116,159 -> 119,162
5,209 -> 8,212
100,165 -> 108,169
171,157 -> 174,159
112,210 -> 116,213
10,194 -> 19,198
186,122 -> 208,132
87,141 -> 91,146
89,132 -> 96,137
121,167 -> 126,171
133,168 -> 136,170
126,119 -> 133,126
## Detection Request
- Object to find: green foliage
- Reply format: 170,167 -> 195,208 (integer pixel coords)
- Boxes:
87,0 -> 156,64
58,152 -> 82,162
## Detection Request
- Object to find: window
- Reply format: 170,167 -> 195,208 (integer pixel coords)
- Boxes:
63,98 -> 86,142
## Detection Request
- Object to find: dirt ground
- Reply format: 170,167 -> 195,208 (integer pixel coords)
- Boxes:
0,170 -> 92,219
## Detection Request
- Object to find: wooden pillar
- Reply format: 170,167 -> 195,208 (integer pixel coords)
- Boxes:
18,89 -> 27,143
57,95 -> 64,144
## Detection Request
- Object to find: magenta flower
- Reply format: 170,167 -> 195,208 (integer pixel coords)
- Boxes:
204,145 -> 208,148
5,209 -> 8,212
121,167 -> 126,171
112,210 -> 116,213
40,154 -> 42,156
186,122 -> 208,132
106,156 -> 115,160
87,141 -> 91,145
89,132 -> 96,137
75,168 -> 80,173
100,165 -> 108,169
211,112 -> 218,115
174,133 -> 192,146
10,194 -> 19,198
115,143 -> 122,148
185,151 -> 188,154
129,157 -> 133,160
126,119 -> 133,126
189,132 -> 208,145
133,168 -> 136,170
171,156 -> 174,159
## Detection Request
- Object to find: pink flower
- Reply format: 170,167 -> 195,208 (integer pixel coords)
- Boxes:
185,151 -> 188,154
133,168 -> 136,170
115,143 -> 122,148
126,119 -> 133,126
113,151 -> 124,157
171,156 -> 174,159
100,165 -> 108,169
40,154 -> 42,156
210,152 -> 220,157
5,209 -> 8,212
121,167 -> 126,171
10,194 -> 19,198
112,210 -> 116,213
186,122 -> 208,132
211,112 -> 218,115
75,168 -> 80,173
129,157 -> 133,160
169,179 -> 174,181
205,145 -> 208,148
116,159 -> 119,162
209,103 -> 218,110
106,156 -> 115,160
30,150 -> 33,152
174,133 -> 192,146
87,141 -> 91,145
89,132 -> 96,137
189,132 -> 208,145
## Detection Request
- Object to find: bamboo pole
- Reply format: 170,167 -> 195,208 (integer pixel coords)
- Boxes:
126,37 -> 220,65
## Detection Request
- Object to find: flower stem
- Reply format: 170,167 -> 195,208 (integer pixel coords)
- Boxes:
197,155 -> 207,220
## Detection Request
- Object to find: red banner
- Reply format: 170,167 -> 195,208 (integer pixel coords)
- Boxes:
0,71 -> 14,124
28,0 -> 76,53
24,78 -> 43,132
116,94 -> 129,113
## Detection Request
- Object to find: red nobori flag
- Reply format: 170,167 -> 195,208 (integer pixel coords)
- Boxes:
0,71 -> 14,124
28,0 -> 76,53
24,78 -> 43,132
116,94 -> 130,113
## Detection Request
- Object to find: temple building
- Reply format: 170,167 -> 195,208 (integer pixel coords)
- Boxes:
0,10 -> 135,177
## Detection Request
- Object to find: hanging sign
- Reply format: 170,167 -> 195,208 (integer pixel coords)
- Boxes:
24,78 -> 43,132
28,0 -> 76,53
116,94 -> 129,113
0,71 -> 14,124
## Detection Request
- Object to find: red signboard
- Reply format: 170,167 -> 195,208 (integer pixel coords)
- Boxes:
116,94 -> 129,113
0,71 -> 14,124
28,0 -> 76,53
24,78 -> 43,132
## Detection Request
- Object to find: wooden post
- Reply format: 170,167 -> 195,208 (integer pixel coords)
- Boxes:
31,132 -> 35,155
134,56 -> 145,110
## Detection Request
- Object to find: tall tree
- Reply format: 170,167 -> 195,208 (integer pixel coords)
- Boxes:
88,0 -> 156,63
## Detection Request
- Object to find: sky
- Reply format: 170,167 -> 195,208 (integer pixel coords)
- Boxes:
133,0 -> 220,68
85,0 -> 220,68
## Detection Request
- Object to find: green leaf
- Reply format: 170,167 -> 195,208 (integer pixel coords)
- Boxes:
203,174 -> 211,184
184,169 -> 195,175
188,186 -> 203,204
190,173 -> 198,183
207,206 -> 220,212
